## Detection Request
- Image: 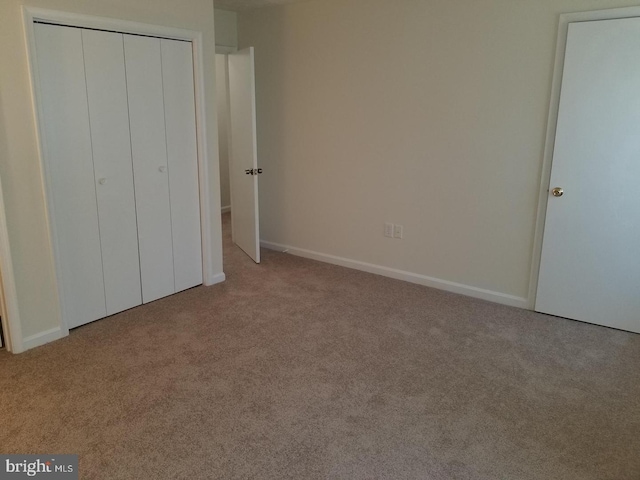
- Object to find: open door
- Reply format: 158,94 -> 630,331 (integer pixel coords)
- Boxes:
536,18 -> 640,333
228,47 -> 260,263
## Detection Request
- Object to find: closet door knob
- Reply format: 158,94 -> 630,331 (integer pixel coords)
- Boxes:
98,178 -> 107,185
158,166 -> 167,173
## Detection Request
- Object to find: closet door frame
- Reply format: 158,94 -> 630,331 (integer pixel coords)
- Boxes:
22,7 -> 219,342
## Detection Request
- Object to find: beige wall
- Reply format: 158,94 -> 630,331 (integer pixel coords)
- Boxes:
215,8 -> 238,48
238,0 -> 640,303
0,0 -> 223,344
216,54 -> 232,209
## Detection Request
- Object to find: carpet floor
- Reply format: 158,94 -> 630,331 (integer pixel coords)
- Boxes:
1,213 -> 639,479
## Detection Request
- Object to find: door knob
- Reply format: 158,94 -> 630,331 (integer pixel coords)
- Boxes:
158,166 -> 166,173
98,178 -> 107,185
551,187 -> 564,197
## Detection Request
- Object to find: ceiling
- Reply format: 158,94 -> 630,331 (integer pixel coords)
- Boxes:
214,0 -> 311,11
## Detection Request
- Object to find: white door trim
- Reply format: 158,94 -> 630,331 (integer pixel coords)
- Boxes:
20,7 -> 218,349
0,174 -> 23,353
528,6 -> 640,309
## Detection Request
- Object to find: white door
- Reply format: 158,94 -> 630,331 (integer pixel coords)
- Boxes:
35,24 -> 204,330
160,39 -> 203,293
536,18 -> 640,333
124,35 -> 176,303
83,29 -> 142,316
34,24 -> 107,328
228,47 -> 260,263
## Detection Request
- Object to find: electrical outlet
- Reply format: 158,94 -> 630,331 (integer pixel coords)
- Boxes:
394,224 -> 403,239
384,222 -> 394,238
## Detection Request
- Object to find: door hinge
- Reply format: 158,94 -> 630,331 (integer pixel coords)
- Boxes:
245,168 -> 263,175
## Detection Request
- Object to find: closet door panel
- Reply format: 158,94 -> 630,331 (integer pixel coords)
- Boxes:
34,23 -> 107,328
124,35 -> 175,303
161,39 -> 203,292
83,29 -> 142,315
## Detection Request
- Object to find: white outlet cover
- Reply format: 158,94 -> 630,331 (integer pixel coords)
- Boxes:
394,224 -> 403,239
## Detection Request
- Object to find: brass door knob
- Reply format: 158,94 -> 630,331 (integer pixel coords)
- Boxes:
551,187 -> 564,197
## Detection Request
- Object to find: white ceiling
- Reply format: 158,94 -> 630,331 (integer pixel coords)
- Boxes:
215,0 -> 311,11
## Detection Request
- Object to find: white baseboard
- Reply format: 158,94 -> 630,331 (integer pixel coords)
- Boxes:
206,272 -> 226,286
21,326 -> 67,352
221,205 -> 231,214
260,240 -> 529,309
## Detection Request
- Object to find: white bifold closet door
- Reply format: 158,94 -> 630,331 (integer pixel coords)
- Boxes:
35,24 -> 108,328
160,39 -> 203,293
124,35 -> 176,303
34,23 -> 202,329
124,35 -> 203,302
83,29 -> 143,316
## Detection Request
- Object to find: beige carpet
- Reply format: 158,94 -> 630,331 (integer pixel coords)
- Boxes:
1,213 -> 639,479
